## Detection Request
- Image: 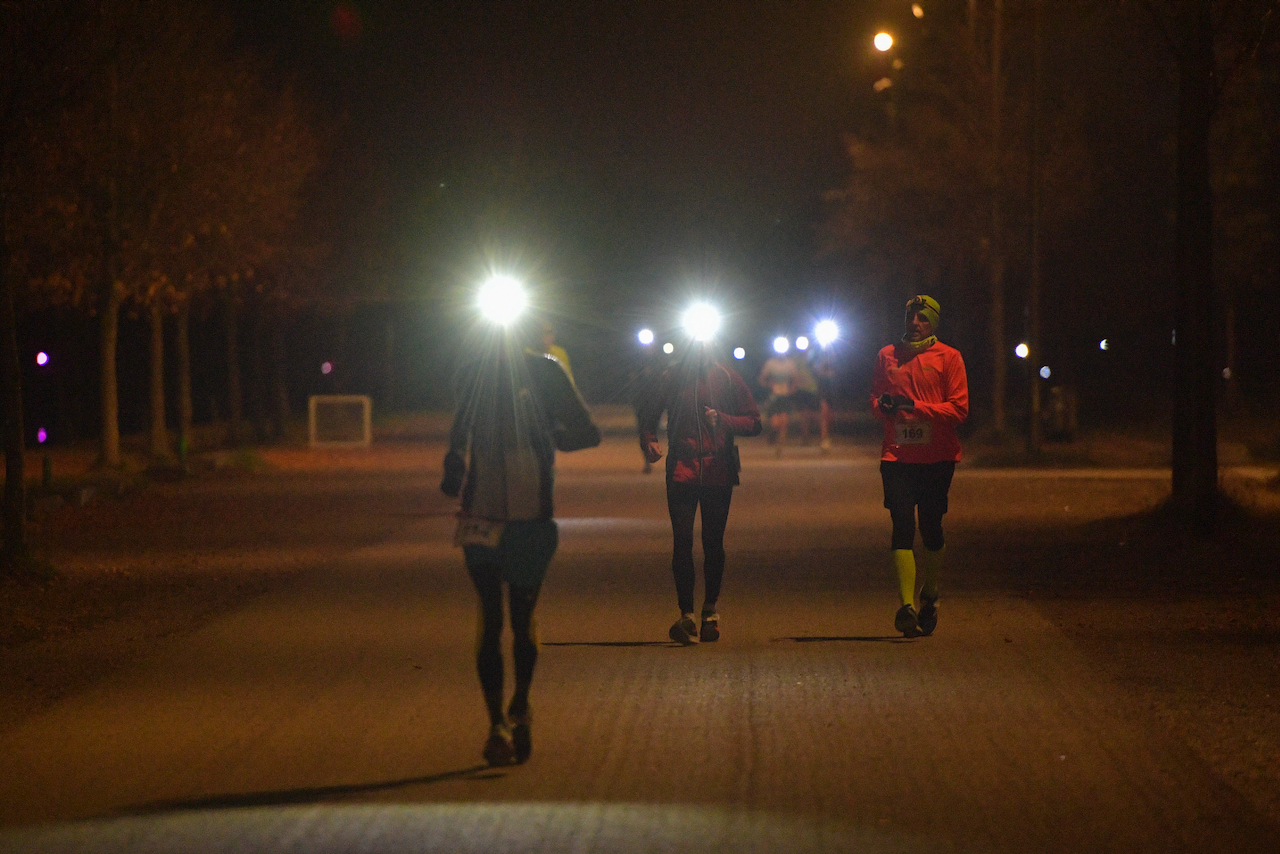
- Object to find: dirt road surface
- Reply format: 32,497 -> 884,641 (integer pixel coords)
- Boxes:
1,437 -> 1277,852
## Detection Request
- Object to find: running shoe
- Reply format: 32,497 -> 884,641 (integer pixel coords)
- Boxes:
918,594 -> 938,637
669,613 -> 699,645
895,604 -> 922,638
700,611 -> 720,642
509,708 -> 533,764
483,722 -> 516,767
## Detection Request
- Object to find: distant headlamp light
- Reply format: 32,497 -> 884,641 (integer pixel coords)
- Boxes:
815,320 -> 839,348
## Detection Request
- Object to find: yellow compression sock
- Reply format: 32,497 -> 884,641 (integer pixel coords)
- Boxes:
919,545 -> 945,600
892,549 -> 916,607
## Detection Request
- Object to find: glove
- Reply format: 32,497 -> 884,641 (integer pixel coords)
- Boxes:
878,393 -> 915,415
440,451 -> 465,497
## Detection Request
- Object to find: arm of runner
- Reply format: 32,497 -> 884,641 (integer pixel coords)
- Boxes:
720,370 -> 763,437
912,350 -> 969,426
441,360 -> 482,496
544,358 -> 601,452
870,352 -> 895,421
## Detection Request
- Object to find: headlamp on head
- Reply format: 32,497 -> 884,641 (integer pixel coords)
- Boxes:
905,295 -> 940,328
477,275 -> 527,326
681,302 -> 721,342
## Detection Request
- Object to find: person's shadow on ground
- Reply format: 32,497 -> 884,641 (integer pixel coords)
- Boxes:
122,764 -> 497,816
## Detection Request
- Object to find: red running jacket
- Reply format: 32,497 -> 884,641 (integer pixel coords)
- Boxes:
637,359 -> 762,486
870,340 -> 969,464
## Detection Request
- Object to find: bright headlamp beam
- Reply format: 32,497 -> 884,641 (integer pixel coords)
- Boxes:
682,302 -> 721,342
815,320 -> 839,347
477,274 -> 527,326
773,336 -> 790,355
638,328 -> 655,346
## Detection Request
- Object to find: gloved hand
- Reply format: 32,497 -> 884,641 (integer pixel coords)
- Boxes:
440,451 -> 465,497
878,393 -> 916,415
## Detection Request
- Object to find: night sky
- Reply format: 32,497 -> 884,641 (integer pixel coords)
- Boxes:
230,1 -> 869,305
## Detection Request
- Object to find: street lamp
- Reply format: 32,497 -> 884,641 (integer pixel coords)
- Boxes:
874,31 -> 894,52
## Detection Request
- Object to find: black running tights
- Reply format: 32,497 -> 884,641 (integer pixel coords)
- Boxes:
667,482 -> 734,615
468,562 -> 540,727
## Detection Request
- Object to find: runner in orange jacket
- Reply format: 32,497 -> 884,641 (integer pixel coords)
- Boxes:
870,295 -> 969,637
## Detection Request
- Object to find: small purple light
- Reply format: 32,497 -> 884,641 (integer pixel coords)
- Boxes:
37,428 -> 48,443
321,361 -> 333,375
36,352 -> 49,366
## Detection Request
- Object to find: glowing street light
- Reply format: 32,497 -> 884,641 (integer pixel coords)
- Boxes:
874,31 -> 894,52
662,342 -> 675,355
1099,339 -> 1110,351
638,328 -> 655,346
681,302 -> 721,341
1015,343 -> 1030,359
1039,366 -> 1051,379
772,336 -> 791,355
477,274 -> 528,326
814,320 -> 839,348
912,4 -> 924,19
35,351 -> 49,367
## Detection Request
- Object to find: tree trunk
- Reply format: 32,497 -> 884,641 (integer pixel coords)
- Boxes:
1027,0 -> 1044,452
176,298 -> 193,466
148,300 -> 170,459
99,283 -> 121,468
988,0 -> 1007,440
1171,0 -> 1218,536
100,58 -> 122,469
249,297 -> 268,443
271,310 -> 290,440
382,313 -> 397,414
224,291 -> 242,447
0,179 -> 27,566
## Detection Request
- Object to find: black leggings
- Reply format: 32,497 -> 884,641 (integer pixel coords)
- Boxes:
667,482 -> 734,614
880,460 -> 956,552
468,562 -> 540,726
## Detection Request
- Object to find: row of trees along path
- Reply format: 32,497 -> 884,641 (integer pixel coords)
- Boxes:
1,1 -> 339,573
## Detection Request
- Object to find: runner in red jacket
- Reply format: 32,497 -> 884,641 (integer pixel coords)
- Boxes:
637,344 -> 762,645
870,295 -> 969,637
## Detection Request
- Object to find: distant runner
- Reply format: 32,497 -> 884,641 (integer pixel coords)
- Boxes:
758,350 -> 798,456
870,295 -> 968,637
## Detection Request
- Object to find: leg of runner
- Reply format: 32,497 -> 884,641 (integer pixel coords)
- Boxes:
507,583 -> 541,762
467,561 -> 516,765
667,482 -> 700,644
697,486 -> 733,641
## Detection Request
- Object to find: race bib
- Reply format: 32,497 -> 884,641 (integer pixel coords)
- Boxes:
894,421 -> 932,446
454,515 -> 505,548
